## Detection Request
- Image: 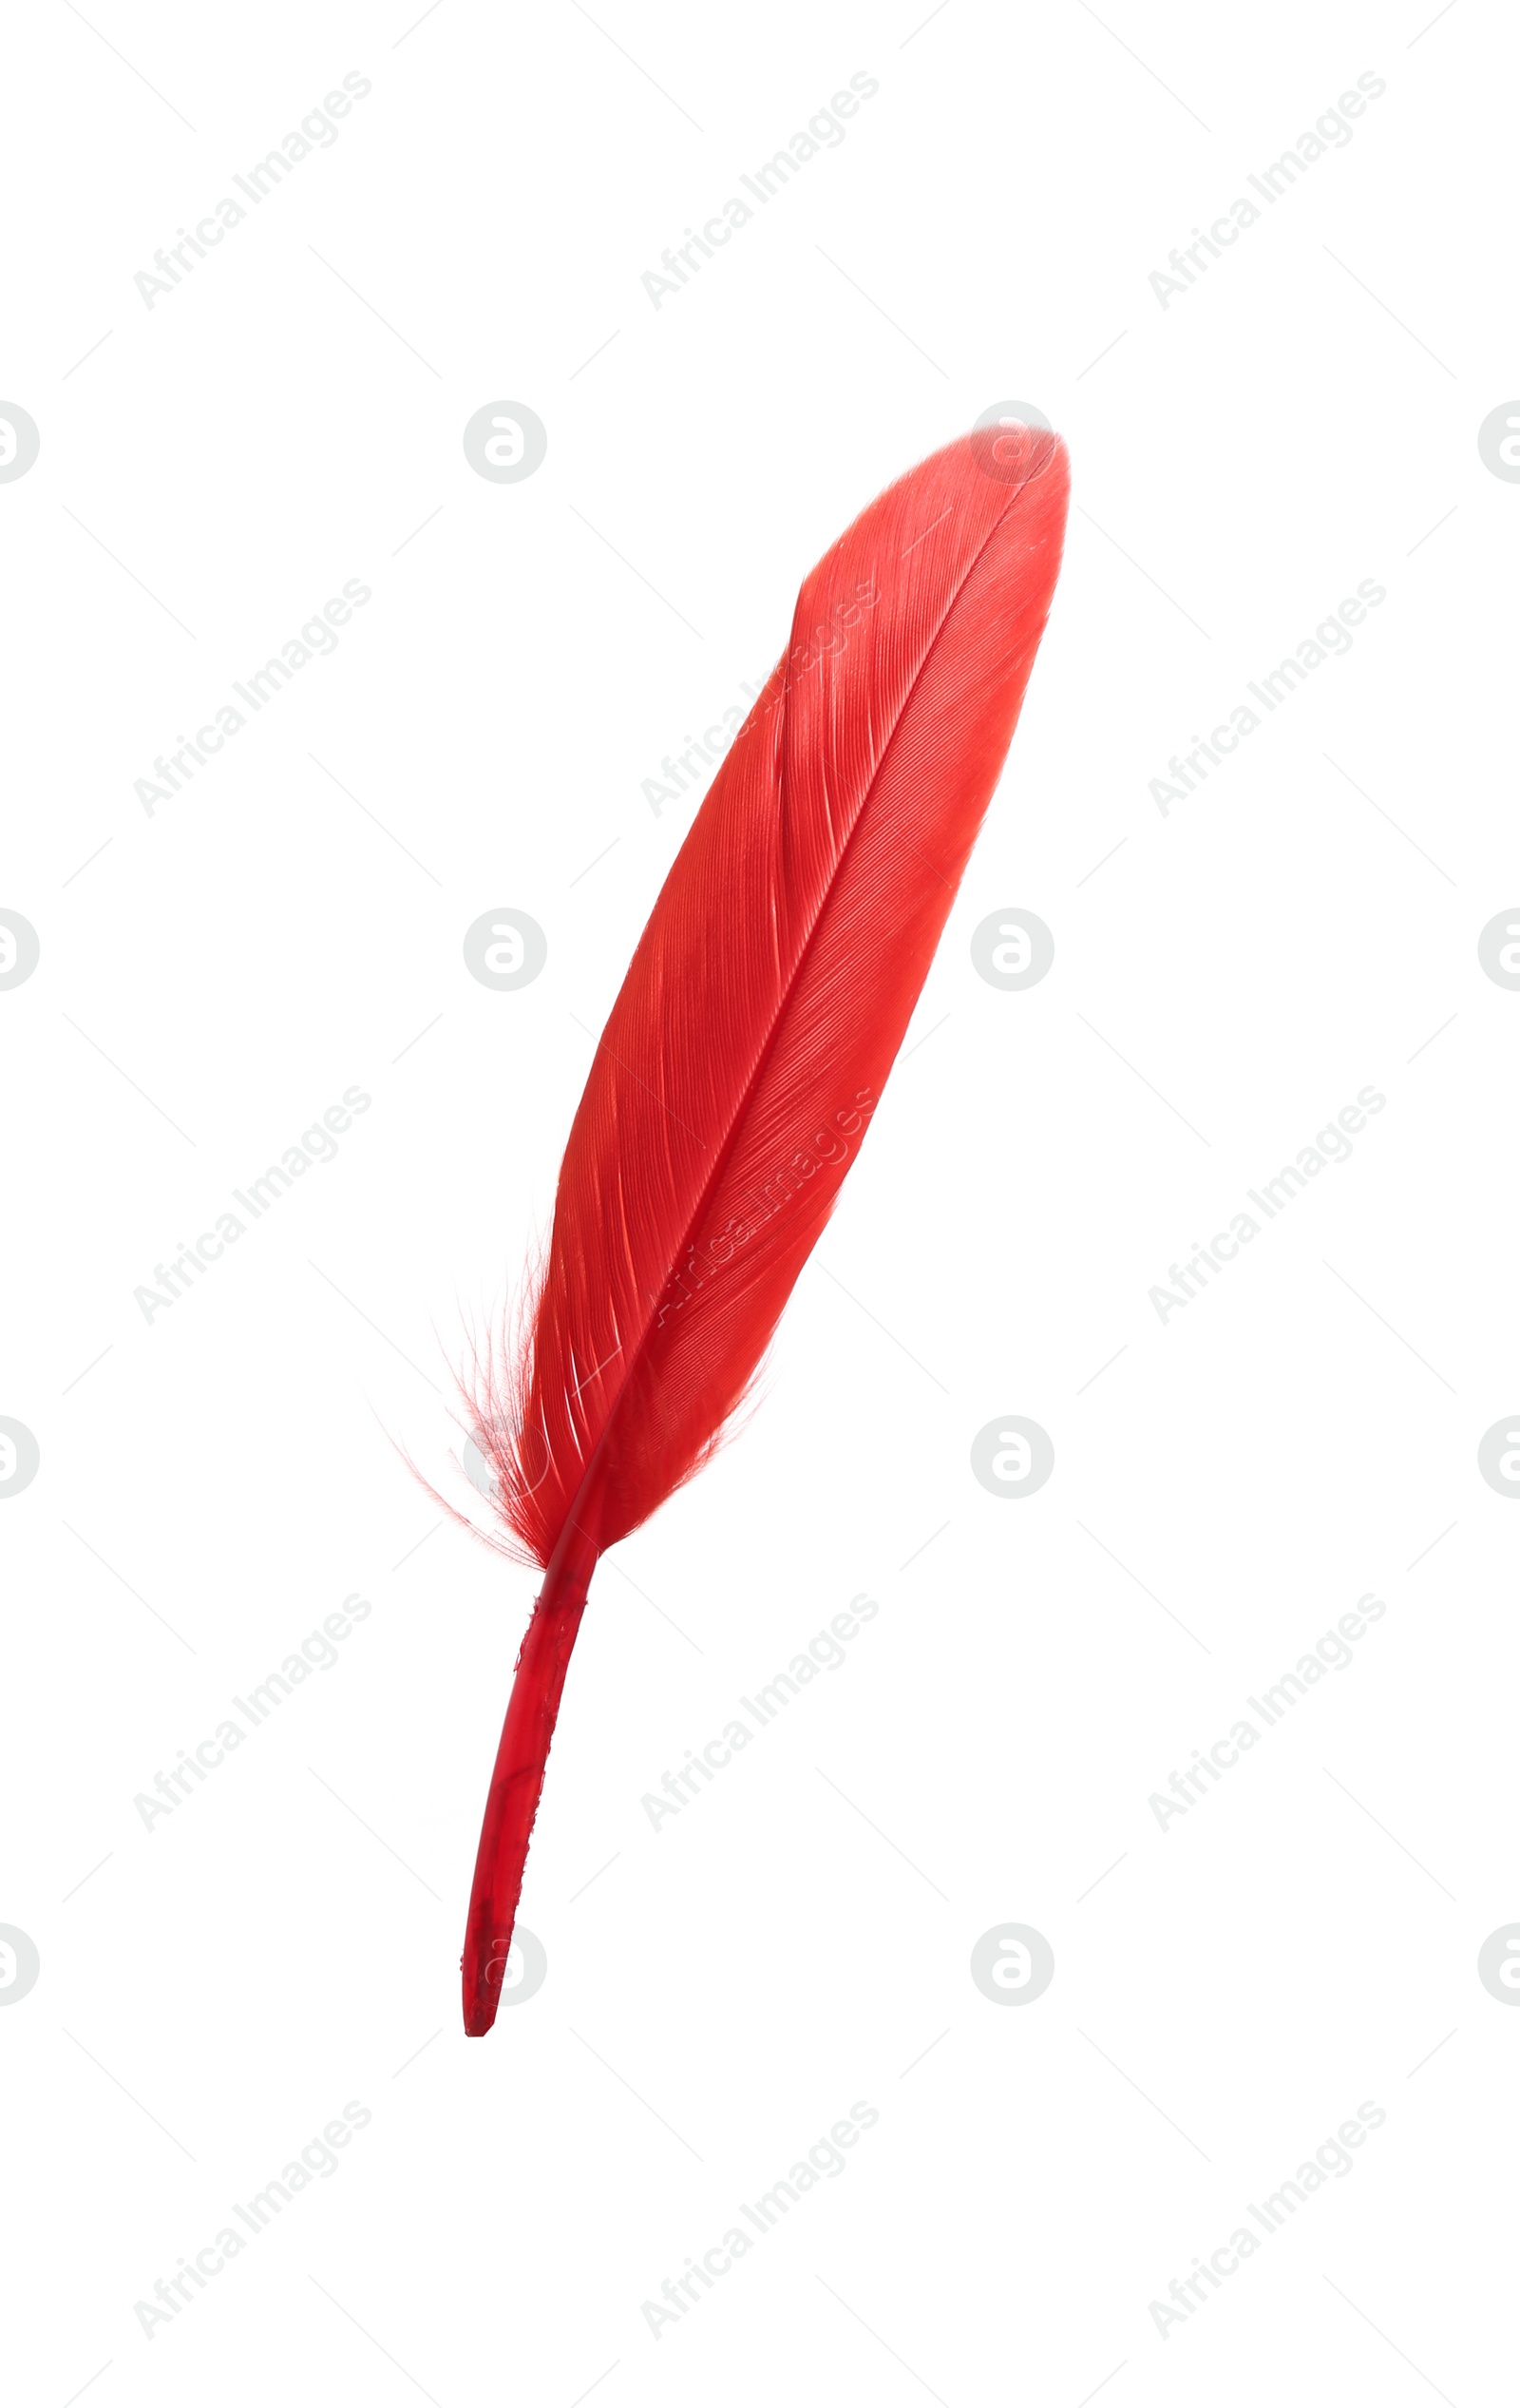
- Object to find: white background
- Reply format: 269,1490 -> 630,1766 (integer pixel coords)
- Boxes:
4,1 -> 1516,2400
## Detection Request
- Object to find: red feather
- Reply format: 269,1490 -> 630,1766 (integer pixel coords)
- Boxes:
461,422 -> 1069,2034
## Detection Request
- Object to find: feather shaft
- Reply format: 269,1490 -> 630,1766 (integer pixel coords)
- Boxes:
462,1521 -> 596,2035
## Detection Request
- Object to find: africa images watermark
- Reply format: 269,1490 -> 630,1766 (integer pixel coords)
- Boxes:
640,676 -> 767,816
132,581 -> 372,816
133,73 -> 373,308
1148,581 -> 1386,818
1148,1084 -> 1386,1325
134,2101 -> 372,2340
1147,1590 -> 1388,1834
640,568 -> 882,821
640,73 -> 880,308
651,1085 -> 877,1332
1149,2100 -> 1386,2341
641,2100 -> 880,2339
132,1592 -> 373,1832
1148,71 -> 1387,309
134,1085 -> 371,1324
641,1591 -> 882,1832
